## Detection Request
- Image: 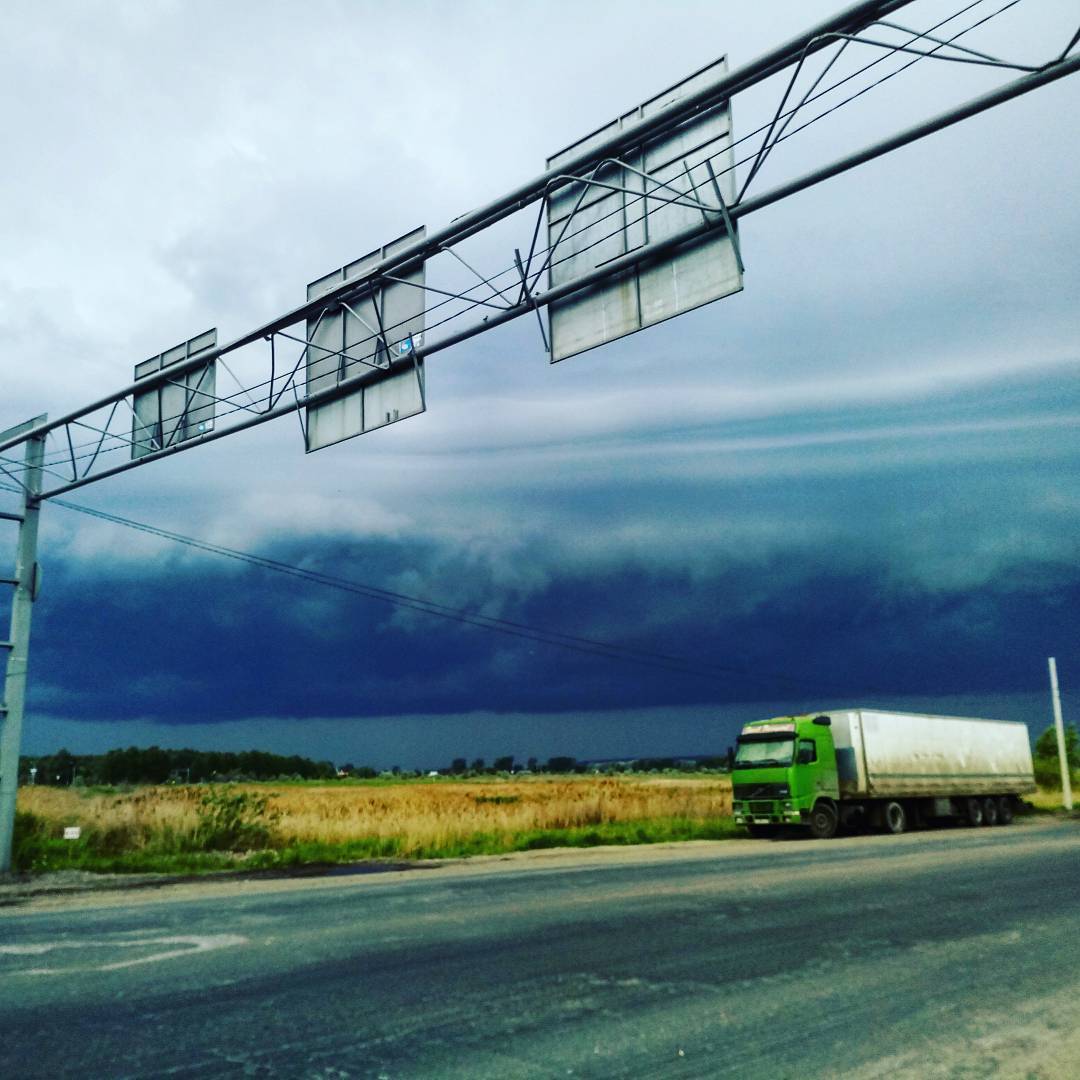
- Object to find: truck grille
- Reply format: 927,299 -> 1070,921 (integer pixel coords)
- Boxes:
734,783 -> 789,800
749,801 -> 775,815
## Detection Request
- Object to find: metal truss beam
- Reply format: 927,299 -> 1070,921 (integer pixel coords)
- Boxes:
2,0 -> 1077,502
0,0 -> 914,460
14,45 -> 1077,500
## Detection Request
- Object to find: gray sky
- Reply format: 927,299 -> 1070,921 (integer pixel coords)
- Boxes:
2,1 -> 1078,767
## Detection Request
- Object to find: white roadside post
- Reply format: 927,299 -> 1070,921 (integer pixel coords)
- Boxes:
0,417 -> 46,874
1047,657 -> 1074,812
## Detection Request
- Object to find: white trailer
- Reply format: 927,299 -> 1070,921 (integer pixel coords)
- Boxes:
832,709 -> 1036,798
830,709 -> 1035,832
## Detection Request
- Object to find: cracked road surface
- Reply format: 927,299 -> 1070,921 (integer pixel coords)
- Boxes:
2,820 -> 1078,1078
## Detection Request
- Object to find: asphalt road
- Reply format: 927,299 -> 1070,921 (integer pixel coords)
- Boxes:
2,820 -> 1078,1079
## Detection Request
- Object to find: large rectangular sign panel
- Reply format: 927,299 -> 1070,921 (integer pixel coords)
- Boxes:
546,57 -> 742,362
305,226 -> 427,453
131,329 -> 217,458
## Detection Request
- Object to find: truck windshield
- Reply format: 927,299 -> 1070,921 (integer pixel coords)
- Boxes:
734,738 -> 794,769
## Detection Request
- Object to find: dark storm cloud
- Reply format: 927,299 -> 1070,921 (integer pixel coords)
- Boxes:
26,366 -> 1080,738
26,541 -> 1069,720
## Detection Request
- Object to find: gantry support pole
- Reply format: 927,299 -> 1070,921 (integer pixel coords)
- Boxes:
0,417 -> 47,874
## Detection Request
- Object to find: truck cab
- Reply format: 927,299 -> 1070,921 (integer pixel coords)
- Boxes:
731,714 -> 839,838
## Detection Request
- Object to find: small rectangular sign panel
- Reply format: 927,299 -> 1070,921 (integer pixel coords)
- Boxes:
546,57 -> 742,362
305,226 -> 427,453
131,329 -> 217,459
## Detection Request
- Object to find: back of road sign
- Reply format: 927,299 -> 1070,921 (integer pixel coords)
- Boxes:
546,57 -> 742,362
131,330 -> 217,458
305,227 -> 427,453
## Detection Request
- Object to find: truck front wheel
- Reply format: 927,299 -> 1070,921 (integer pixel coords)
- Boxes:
808,802 -> 838,840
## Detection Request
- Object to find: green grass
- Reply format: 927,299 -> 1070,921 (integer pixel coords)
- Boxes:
12,814 -> 743,876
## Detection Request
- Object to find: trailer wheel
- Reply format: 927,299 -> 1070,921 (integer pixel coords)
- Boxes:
883,800 -> 908,835
808,802 -> 838,840
997,796 -> 1015,825
982,797 -> 999,826
964,797 -> 985,827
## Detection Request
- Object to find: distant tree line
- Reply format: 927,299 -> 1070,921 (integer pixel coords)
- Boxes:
18,747 -> 734,786
19,746 -> 337,786
439,754 -> 731,776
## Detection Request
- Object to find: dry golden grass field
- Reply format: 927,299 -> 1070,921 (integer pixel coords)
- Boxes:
16,775 -> 735,870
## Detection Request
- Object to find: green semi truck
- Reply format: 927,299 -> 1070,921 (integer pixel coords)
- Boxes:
731,709 -> 1037,839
